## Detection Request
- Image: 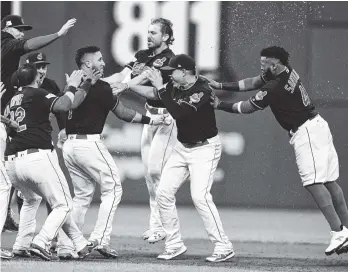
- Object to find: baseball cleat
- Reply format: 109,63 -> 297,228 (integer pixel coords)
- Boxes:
336,240 -> 348,255
87,240 -> 98,252
49,237 -> 58,253
142,229 -> 153,240
96,245 -> 118,258
29,243 -> 52,261
157,245 -> 187,260
206,250 -> 235,262
148,230 -> 166,244
58,252 -> 79,260
325,227 -> 348,256
0,249 -> 14,259
13,249 -> 32,258
3,208 -> 19,232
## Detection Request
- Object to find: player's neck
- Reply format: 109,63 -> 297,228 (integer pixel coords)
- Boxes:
275,65 -> 287,76
152,44 -> 168,56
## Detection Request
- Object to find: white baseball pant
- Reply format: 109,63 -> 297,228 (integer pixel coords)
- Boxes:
156,135 -> 233,254
0,123 -> 11,237
289,115 -> 339,186
62,134 -> 122,246
5,149 -> 88,252
141,106 -> 177,232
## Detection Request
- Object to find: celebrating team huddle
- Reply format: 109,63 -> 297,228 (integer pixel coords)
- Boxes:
1,12 -> 348,265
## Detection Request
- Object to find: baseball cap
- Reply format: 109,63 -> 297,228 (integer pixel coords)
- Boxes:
161,54 -> 196,71
1,15 -> 32,30
26,52 -> 50,65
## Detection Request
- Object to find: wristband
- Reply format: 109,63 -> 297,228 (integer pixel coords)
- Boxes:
140,115 -> 151,124
66,86 -> 78,94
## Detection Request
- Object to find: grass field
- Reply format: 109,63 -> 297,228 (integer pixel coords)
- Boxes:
1,204 -> 348,272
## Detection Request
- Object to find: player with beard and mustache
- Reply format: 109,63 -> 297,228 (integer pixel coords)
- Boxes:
104,18 -> 176,244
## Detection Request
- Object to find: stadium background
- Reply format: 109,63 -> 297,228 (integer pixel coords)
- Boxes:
2,1 -> 348,209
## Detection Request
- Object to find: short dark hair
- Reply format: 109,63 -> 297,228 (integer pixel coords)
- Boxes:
260,46 -> 290,66
75,45 -> 100,68
151,18 -> 174,45
17,63 -> 37,87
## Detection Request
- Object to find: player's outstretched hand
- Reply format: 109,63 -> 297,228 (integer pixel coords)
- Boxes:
110,82 -> 129,97
143,68 -> 164,90
65,70 -> 84,88
150,114 -> 171,126
0,82 -> 6,99
210,91 -> 221,109
58,18 -> 77,37
200,75 -> 221,89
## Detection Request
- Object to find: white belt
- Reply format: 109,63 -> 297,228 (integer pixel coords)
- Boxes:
67,134 -> 102,141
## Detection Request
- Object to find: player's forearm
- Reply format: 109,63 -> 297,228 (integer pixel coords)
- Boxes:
220,76 -> 264,92
112,102 -> 153,124
24,33 -> 60,52
103,68 -> 131,84
129,85 -> 159,100
52,86 -> 77,112
71,79 -> 92,109
217,100 -> 259,114
158,88 -> 194,119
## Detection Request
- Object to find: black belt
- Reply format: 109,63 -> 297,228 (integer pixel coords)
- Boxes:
292,114 -> 318,133
5,148 -> 42,161
145,103 -> 168,115
181,140 -> 208,149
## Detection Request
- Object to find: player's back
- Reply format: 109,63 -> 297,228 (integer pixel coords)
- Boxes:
267,68 -> 317,131
4,87 -> 56,155
65,80 -> 118,135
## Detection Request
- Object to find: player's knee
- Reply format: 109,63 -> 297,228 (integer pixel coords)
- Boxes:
191,193 -> 209,206
147,165 -> 162,183
156,188 -> 174,207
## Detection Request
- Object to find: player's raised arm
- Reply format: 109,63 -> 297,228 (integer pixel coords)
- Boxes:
111,100 -> 170,126
204,75 -> 265,92
23,19 -> 76,52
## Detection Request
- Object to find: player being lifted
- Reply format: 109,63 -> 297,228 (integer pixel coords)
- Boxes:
104,18 -> 176,244
208,46 -> 348,256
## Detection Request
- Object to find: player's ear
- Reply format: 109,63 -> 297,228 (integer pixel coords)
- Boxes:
162,33 -> 169,43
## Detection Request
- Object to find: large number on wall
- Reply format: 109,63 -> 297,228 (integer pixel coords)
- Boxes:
111,1 -> 220,70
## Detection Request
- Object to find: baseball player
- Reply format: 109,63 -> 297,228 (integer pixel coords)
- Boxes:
1,14 -> 76,232
104,18 -> 176,243
209,46 -> 348,256
143,54 -> 234,262
3,63 -> 93,261
0,82 -> 19,259
57,45 -> 170,259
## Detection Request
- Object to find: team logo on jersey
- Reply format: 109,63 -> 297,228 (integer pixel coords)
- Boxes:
189,92 -> 204,103
153,57 -> 167,68
255,91 -> 267,101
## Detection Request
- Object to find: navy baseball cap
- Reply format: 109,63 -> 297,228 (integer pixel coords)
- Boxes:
26,52 -> 50,65
1,15 -> 32,30
161,54 -> 196,71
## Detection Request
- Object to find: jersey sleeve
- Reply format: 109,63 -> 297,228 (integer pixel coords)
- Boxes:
2,38 -> 28,56
156,56 -> 173,84
97,84 -> 119,111
249,80 -> 278,109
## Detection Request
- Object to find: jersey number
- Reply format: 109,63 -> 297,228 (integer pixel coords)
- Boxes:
68,110 -> 73,120
10,107 -> 27,132
299,84 -> 310,106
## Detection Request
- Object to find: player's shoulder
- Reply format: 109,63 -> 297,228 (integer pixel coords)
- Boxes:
195,76 -> 213,94
135,49 -> 150,59
41,78 -> 60,94
161,48 -> 175,58
261,78 -> 280,92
